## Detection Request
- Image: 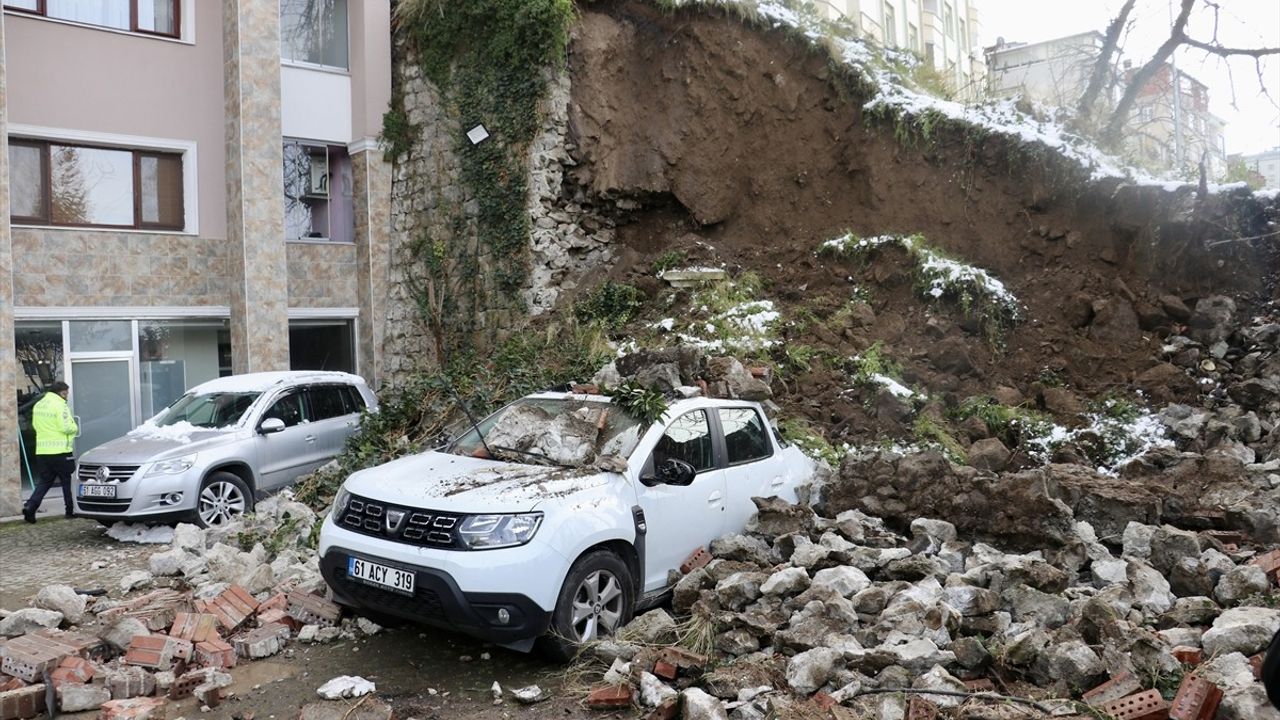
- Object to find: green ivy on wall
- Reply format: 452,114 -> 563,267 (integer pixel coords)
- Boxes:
388,0 -> 575,358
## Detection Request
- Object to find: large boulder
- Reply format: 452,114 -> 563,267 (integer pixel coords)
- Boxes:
1201,606 -> 1280,657
0,607 -> 62,636
785,647 -> 842,694
34,584 -> 87,625
1187,295 -> 1235,344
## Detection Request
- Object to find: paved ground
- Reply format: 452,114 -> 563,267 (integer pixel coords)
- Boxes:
0,516 -> 604,718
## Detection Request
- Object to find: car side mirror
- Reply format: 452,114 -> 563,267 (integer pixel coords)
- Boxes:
259,418 -> 286,435
642,458 -> 697,487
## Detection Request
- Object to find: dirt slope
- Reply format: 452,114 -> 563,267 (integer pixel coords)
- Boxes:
560,0 -> 1278,451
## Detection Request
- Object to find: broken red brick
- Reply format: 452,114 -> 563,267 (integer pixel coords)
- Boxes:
231,622 -> 290,659
99,666 -> 156,700
652,660 -> 678,681
194,586 -> 258,634
1252,548 -> 1280,573
1249,653 -> 1264,680
811,691 -> 837,710
962,678 -> 995,692
167,669 -> 210,700
257,592 -> 288,614
0,679 -> 22,694
48,655 -> 97,688
98,696 -> 167,720
192,638 -> 236,670
0,683 -> 45,720
256,607 -> 297,630
1099,690 -> 1169,720
1169,675 -> 1223,720
285,592 -> 341,628
657,646 -> 707,671
679,547 -> 712,575
641,698 -> 679,720
168,613 -> 220,644
586,684 -> 632,709
1083,672 -> 1144,708
906,697 -> 939,720
0,634 -> 68,683
123,635 -> 192,670
1172,646 -> 1203,665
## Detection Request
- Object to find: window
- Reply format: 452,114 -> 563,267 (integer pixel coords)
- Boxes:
7,139 -> 184,230
943,3 -> 954,37
283,140 -> 353,242
289,321 -> 355,374
307,385 -> 353,421
263,392 -> 306,428
4,0 -> 178,37
958,19 -> 967,51
651,410 -> 714,472
280,0 -> 348,69
907,23 -> 919,52
882,3 -> 896,46
719,408 -> 773,465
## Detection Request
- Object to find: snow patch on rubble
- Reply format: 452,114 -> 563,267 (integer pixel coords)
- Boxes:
106,523 -> 177,544
674,300 -> 780,353
869,373 -> 915,399
1022,407 -> 1174,473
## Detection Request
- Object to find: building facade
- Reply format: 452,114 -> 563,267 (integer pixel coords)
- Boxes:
1237,147 -> 1280,190
0,0 -> 392,515
820,0 -> 987,101
985,32 -> 1107,110
1125,63 -> 1227,180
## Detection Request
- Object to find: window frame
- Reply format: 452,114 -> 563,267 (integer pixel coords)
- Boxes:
8,138 -> 185,231
715,407 -> 776,467
3,0 -> 181,39
279,0 -> 350,71
646,409 -> 717,474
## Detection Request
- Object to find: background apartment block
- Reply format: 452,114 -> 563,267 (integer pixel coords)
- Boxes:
985,32 -> 1107,109
0,0 -> 392,515
1232,148 -> 1278,190
821,0 -> 987,101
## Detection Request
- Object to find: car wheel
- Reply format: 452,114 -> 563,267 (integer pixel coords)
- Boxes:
194,472 -> 253,528
541,550 -> 634,662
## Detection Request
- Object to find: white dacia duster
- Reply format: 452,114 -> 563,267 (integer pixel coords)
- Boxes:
318,391 -> 815,657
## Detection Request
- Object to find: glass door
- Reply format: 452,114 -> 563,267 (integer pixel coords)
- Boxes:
70,358 -> 137,455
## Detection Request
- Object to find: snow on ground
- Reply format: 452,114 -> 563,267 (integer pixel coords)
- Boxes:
1022,407 -> 1174,474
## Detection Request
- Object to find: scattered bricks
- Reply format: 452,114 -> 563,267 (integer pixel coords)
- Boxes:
0,635 -> 66,682
657,646 -> 708,672
58,682 -> 111,712
195,586 -> 257,634
906,697 -> 939,720
257,593 -> 288,615
812,692 -> 837,710
652,660 -> 678,681
1100,690 -> 1170,720
231,622 -> 290,660
50,655 -> 97,688
256,607 -> 296,630
100,590 -> 187,625
167,670 -> 204,701
193,681 -> 223,708
151,671 -> 174,697
30,629 -> 105,660
0,679 -> 22,693
1169,675 -> 1222,720
962,678 -> 995,692
642,698 -> 679,720
586,684 -> 633,709
1172,646 -> 1203,665
679,547 -> 712,575
1251,549 -> 1280,575
192,638 -> 236,670
285,592 -> 341,628
1083,672 -> 1144,708
98,696 -> 167,720
168,613 -> 219,644
100,666 -> 156,700
123,635 -> 192,670
0,683 -> 45,720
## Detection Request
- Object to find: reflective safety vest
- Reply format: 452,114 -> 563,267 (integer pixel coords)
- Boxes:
32,392 -> 78,455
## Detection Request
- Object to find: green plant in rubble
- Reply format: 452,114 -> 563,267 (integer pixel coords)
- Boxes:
912,416 -> 967,464
779,419 -> 841,467
574,282 -> 644,331
1092,394 -> 1141,423
690,271 -> 766,316
779,343 -> 818,375
952,396 -> 1053,450
650,250 -> 687,275
605,380 -> 669,427
847,341 -> 903,386
1036,367 -> 1066,388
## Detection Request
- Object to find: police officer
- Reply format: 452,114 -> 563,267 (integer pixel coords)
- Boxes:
23,381 -> 78,523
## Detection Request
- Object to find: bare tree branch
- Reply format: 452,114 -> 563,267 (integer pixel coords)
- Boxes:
1180,37 -> 1280,58
1077,0 -> 1136,127
1101,0 -> 1196,147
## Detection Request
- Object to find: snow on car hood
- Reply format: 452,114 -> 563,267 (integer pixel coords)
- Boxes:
80,424 -> 244,465
343,450 -> 620,513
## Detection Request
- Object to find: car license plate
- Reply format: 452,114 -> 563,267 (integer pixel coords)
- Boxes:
347,557 -> 414,595
79,484 -> 117,498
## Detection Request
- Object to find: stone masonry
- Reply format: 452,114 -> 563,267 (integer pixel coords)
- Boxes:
0,11 -> 18,518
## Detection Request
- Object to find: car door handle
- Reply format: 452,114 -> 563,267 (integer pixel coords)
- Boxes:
707,490 -> 723,505
305,435 -> 317,443
770,477 -> 785,488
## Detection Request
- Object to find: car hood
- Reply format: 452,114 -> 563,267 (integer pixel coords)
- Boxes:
80,428 -> 246,465
343,451 -> 619,513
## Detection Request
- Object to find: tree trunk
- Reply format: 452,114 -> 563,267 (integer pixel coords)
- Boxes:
1076,0 -> 1136,128
1100,0 -> 1195,148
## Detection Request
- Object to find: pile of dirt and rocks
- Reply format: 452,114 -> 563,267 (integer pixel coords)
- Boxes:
587,496 -> 1279,719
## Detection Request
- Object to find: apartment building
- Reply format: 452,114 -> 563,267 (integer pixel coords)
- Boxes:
986,32 -> 1108,109
1126,63 -> 1227,179
1236,147 -> 1280,190
821,0 -> 987,101
0,1 -> 392,515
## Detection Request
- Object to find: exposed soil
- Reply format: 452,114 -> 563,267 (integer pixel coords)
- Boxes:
562,0 -> 1279,449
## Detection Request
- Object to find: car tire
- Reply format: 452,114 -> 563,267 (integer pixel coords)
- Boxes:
540,550 -> 634,662
193,472 -> 254,528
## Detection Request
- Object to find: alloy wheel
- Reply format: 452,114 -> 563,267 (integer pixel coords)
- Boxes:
198,480 -> 246,526
568,569 -> 624,642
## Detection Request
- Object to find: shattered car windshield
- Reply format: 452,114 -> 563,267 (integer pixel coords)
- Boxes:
153,392 -> 260,428
450,398 -> 644,468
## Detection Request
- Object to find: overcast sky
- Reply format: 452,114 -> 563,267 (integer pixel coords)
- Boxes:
980,0 -> 1280,156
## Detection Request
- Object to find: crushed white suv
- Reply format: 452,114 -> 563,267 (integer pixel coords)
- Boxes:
75,371 -> 376,528
318,392 -> 814,657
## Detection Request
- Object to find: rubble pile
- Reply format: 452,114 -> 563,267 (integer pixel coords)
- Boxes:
592,346 -> 774,403
591,496 -> 1279,719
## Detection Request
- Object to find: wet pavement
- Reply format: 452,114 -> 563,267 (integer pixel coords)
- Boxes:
0,515 -> 601,719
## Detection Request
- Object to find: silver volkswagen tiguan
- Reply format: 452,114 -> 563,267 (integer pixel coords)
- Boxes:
74,371 -> 377,527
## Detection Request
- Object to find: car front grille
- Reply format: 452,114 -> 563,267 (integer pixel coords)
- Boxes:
77,464 -> 141,483
338,494 -> 464,550
75,497 -> 133,513
334,574 -> 446,620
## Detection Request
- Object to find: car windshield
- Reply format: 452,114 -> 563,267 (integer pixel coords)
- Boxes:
152,392 -> 261,429
449,398 -> 644,468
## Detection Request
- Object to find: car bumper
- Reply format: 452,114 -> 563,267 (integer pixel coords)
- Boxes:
318,516 -> 565,645
73,467 -> 200,520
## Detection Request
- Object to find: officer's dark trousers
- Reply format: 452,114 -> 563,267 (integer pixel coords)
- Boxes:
24,453 -> 75,516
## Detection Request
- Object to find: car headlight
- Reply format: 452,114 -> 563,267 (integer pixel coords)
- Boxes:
145,455 -> 196,476
332,488 -> 351,518
458,513 -> 543,550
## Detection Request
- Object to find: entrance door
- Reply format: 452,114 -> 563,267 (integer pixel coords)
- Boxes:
70,358 -> 136,454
